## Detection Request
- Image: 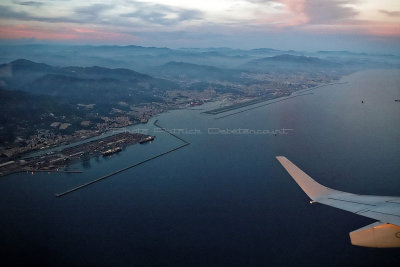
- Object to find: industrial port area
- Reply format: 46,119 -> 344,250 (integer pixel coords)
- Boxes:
0,132 -> 152,177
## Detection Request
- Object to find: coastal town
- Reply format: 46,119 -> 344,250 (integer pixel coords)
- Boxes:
0,71 -> 337,172
0,51 -> 347,177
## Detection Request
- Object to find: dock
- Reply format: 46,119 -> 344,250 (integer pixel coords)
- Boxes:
29,169 -> 83,173
55,120 -> 190,197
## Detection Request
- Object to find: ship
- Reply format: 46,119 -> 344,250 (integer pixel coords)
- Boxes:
101,147 -> 122,156
190,100 -> 203,106
139,136 -> 155,144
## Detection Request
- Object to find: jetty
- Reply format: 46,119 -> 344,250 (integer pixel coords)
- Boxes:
55,120 -> 189,197
31,169 -> 83,173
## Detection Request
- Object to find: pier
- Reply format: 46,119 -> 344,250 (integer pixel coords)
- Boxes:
55,120 -> 190,197
31,169 -> 83,173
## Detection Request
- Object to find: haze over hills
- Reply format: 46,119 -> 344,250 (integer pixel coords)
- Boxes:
0,44 -> 399,155
1,59 -> 175,103
1,44 -> 398,72
0,58 -> 178,146
247,54 -> 338,66
149,61 -> 244,83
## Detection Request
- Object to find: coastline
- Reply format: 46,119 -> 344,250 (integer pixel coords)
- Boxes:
1,68 -> 395,171
0,132 -> 147,177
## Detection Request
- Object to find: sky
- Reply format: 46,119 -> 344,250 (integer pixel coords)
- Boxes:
0,0 -> 399,52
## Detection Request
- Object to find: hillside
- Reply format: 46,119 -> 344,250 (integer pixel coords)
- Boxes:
149,61 -> 244,83
243,54 -> 341,72
0,88 -> 85,143
0,59 -> 176,104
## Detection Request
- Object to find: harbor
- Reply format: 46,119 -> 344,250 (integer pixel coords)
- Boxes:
55,120 -> 190,197
0,132 -> 148,177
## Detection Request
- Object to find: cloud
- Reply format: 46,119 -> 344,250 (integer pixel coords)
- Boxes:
0,5 -> 32,20
0,0 -> 398,49
0,24 -> 139,42
379,9 -> 400,17
0,4 -> 81,23
72,3 -> 115,25
74,3 -> 112,18
0,1 -> 203,28
120,1 -> 203,26
304,0 -> 358,24
280,0 -> 358,25
18,1 -> 44,6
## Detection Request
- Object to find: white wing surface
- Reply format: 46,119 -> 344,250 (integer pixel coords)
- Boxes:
276,156 -> 400,248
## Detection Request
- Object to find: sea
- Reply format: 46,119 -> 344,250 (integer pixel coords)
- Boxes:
0,69 -> 399,266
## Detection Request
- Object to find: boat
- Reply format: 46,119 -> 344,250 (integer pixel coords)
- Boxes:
101,147 -> 122,156
190,100 -> 203,106
139,136 -> 155,144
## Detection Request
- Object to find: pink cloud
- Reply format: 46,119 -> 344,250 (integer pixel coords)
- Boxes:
0,25 -> 139,42
279,0 -> 309,25
299,19 -> 400,37
254,0 -> 399,38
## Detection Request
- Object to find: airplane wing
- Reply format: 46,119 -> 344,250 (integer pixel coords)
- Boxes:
276,156 -> 400,248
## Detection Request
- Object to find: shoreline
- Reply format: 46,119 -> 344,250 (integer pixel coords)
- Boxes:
0,132 -> 147,178
55,120 -> 190,197
1,68 -> 390,167
205,81 -> 348,116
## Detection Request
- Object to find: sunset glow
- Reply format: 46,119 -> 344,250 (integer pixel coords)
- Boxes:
0,0 -> 399,50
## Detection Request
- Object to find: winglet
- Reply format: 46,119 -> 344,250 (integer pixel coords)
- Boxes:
276,156 -> 333,200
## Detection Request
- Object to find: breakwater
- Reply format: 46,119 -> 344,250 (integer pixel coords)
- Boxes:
55,120 -> 190,197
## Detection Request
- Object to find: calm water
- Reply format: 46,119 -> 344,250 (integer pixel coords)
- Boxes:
0,70 -> 399,266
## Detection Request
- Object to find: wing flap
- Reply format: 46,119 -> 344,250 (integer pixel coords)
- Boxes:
318,196 -> 400,225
